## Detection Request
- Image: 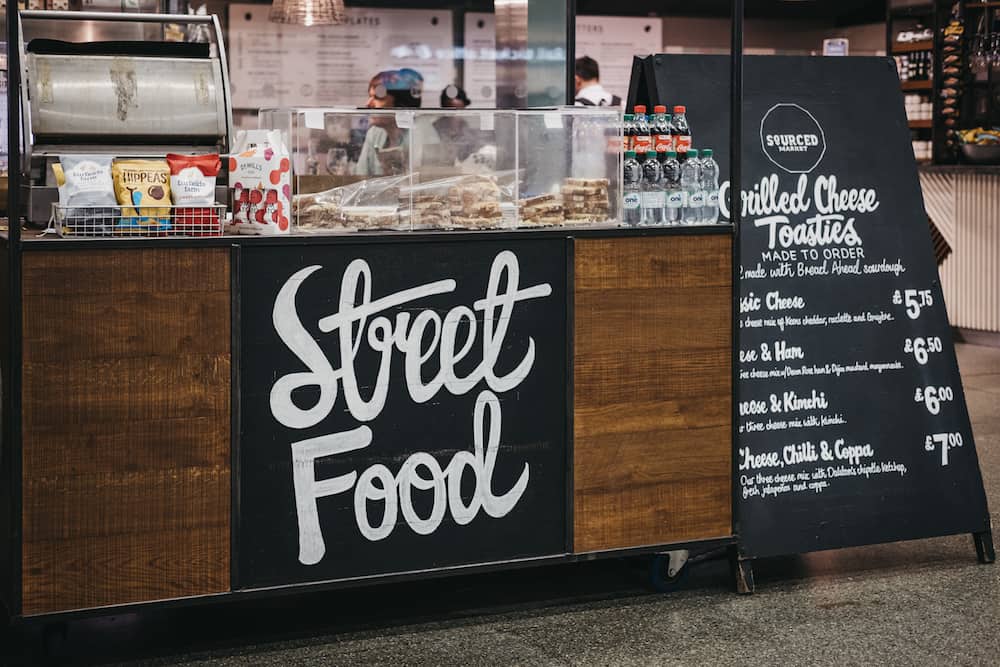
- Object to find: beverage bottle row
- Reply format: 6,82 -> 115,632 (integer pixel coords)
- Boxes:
622,149 -> 720,226
624,105 -> 692,156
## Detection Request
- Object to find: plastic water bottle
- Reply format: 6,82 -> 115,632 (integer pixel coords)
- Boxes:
680,149 -> 703,225
640,151 -> 665,226
661,151 -> 683,225
700,148 -> 720,224
623,150 -> 642,226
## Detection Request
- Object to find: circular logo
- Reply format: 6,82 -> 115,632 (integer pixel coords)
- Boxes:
759,103 -> 827,174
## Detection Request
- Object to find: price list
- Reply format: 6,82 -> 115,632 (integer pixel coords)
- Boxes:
637,53 -> 989,558
731,61 -> 989,558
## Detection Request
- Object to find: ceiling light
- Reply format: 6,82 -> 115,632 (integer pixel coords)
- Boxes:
269,0 -> 347,27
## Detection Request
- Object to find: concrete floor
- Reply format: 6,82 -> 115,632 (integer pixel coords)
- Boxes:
4,343 -> 999,665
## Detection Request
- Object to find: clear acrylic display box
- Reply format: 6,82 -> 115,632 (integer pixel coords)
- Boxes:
258,107 -> 622,233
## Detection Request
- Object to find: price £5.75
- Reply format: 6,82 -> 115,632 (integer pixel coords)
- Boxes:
893,289 -> 934,320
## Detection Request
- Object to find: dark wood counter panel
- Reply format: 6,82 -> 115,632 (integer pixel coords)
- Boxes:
20,248 -> 232,616
573,235 -> 733,553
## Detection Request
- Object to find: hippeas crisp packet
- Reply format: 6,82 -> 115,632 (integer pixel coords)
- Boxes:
112,159 -> 172,229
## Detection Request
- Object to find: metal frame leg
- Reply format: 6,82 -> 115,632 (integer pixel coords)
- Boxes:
728,545 -> 755,594
974,530 -> 995,564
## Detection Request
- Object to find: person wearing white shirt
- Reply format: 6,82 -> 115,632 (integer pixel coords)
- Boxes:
574,56 -> 622,107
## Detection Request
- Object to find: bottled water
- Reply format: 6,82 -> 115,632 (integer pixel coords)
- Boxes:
680,149 -> 703,225
622,150 -> 642,226
661,151 -> 683,225
640,151 -> 665,226
700,148 -> 720,224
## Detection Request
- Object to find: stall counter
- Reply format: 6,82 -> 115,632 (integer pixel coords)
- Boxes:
0,225 -> 736,619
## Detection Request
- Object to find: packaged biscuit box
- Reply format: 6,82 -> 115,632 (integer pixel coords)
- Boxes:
229,129 -> 291,235
112,159 -> 172,230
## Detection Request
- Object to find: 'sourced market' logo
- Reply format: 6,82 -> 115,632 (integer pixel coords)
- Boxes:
760,103 -> 827,174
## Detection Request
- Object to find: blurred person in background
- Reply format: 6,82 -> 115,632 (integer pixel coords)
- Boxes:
574,56 -> 621,107
440,84 -> 471,109
356,69 -> 424,175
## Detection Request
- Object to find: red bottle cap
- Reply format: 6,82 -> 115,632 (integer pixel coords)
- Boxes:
673,105 -> 686,114
653,105 -> 667,113
634,105 -> 646,114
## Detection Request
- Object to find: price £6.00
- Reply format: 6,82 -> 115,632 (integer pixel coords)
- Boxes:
914,385 -> 954,415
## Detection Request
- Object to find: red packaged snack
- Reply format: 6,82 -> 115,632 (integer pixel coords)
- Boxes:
167,153 -> 222,236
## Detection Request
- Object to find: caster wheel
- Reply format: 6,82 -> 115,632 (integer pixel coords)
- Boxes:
648,553 -> 690,593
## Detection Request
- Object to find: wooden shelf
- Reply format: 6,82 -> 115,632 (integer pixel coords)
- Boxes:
909,119 -> 934,129
902,80 -> 934,91
965,2 -> 1000,8
893,40 -> 934,54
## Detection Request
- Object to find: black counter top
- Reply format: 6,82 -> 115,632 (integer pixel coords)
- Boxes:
4,222 -> 735,250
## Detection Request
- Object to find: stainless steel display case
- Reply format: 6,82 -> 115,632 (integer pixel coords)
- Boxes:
16,10 -> 234,225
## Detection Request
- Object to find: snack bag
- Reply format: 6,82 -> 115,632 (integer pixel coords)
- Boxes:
53,155 -> 118,235
112,159 -> 172,230
228,129 -> 291,235
167,153 -> 221,236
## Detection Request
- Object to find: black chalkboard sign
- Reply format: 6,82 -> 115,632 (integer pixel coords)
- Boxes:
238,240 -> 568,587
648,55 -> 991,558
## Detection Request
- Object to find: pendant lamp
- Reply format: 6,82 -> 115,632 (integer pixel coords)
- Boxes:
269,0 -> 346,26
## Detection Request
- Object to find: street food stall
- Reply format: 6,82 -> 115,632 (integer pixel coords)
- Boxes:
0,10 -> 738,625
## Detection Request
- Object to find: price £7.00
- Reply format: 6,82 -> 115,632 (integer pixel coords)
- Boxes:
914,385 -> 954,415
892,289 -> 934,319
925,432 -> 963,466
904,336 -> 943,365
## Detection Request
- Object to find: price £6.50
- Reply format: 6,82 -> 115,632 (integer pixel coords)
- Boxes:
925,432 -> 964,466
914,385 -> 954,415
904,336 -> 943,365
892,289 -> 933,319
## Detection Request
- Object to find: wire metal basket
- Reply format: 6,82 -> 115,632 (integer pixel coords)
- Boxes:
51,204 -> 228,238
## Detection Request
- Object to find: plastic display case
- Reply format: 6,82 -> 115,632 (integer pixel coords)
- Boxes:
258,107 -> 622,233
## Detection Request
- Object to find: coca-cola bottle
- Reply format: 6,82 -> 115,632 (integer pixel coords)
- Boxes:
672,105 -> 692,156
632,105 -> 652,154
652,105 -> 672,156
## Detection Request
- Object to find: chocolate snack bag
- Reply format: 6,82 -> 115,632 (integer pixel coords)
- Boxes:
167,153 -> 221,236
112,159 -> 172,230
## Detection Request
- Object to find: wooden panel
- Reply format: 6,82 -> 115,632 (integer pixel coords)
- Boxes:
21,248 -> 231,615
574,235 -> 732,553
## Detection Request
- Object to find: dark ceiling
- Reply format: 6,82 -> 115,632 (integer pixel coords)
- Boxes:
343,1 -> 887,27
575,0 -> 887,25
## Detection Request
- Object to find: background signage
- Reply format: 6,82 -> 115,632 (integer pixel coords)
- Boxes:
645,55 -> 991,558
228,4 -> 456,109
238,240 -> 568,587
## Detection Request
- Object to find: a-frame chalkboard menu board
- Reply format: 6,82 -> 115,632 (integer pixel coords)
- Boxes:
643,55 -> 994,563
